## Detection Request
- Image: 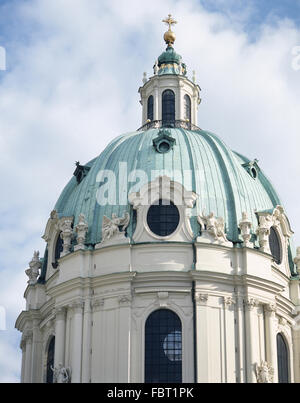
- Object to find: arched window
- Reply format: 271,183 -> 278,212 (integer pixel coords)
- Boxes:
46,336 -> 55,383
162,90 -> 175,127
269,227 -> 282,264
277,333 -> 289,383
145,309 -> 182,383
147,95 -> 154,121
147,199 -> 180,237
184,94 -> 191,122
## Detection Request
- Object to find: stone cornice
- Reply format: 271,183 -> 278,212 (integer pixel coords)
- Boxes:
15,309 -> 41,332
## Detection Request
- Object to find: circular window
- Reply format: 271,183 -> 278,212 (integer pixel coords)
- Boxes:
158,141 -> 171,153
147,199 -> 180,237
269,226 -> 282,264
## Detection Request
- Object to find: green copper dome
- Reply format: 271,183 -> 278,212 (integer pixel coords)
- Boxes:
54,128 -> 281,246
157,46 -> 186,75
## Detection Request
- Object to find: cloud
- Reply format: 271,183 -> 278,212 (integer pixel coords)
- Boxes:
0,0 -> 300,382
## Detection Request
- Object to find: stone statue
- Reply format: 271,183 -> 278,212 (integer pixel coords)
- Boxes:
294,247 -> 300,271
75,213 -> 88,250
25,251 -> 42,285
256,361 -> 274,383
198,210 -> 228,242
51,363 -> 71,383
102,212 -> 130,242
143,72 -> 147,84
154,60 -> 159,75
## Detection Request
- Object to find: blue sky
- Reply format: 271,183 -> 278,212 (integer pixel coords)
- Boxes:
0,0 -> 300,382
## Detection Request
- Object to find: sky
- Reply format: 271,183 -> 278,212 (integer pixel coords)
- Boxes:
0,0 -> 300,382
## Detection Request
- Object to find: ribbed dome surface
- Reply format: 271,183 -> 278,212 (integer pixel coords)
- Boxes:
55,128 -> 281,245
158,46 -> 182,65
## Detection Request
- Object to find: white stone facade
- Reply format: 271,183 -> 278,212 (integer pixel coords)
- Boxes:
138,72 -> 201,127
15,180 -> 300,383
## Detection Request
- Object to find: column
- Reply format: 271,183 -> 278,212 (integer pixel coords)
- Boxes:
54,307 -> 66,369
177,84 -> 183,121
245,298 -> 259,383
31,318 -> 43,382
223,296 -> 237,383
118,295 -> 132,382
264,303 -> 278,382
20,340 -> 26,383
71,300 -> 84,383
195,293 -> 209,383
24,331 -> 33,383
235,294 -> 246,383
154,86 -> 159,121
82,298 -> 92,383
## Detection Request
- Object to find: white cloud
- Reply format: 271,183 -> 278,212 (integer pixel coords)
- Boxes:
0,0 -> 300,382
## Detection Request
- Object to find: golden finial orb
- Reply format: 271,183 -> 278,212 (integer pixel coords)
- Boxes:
162,14 -> 177,46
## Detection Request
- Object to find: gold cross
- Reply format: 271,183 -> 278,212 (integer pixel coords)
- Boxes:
162,14 -> 177,31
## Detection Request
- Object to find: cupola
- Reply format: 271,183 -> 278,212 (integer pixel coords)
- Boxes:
138,14 -> 201,130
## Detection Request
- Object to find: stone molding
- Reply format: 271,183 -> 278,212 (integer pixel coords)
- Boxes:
91,298 -> 105,312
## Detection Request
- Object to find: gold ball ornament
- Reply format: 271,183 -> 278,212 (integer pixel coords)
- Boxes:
164,30 -> 176,46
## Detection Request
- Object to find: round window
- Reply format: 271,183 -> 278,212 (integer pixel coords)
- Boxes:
158,141 -> 171,153
147,199 -> 180,237
269,226 -> 282,264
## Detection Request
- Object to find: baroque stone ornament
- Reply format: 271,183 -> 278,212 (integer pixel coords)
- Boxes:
196,293 -> 209,304
255,361 -> 274,383
25,251 -> 42,285
239,212 -> 252,248
223,296 -> 236,309
59,217 -> 74,257
255,205 -> 294,254
256,215 -> 272,253
51,364 -> 71,383
97,212 -> 130,247
294,247 -> 300,271
154,60 -> 159,75
75,213 -> 88,251
197,210 -> 231,246
245,298 -> 259,310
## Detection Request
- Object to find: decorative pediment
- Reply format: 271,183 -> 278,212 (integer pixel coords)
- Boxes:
42,210 -> 59,243
256,205 -> 294,239
242,159 -> 260,179
129,176 -> 197,242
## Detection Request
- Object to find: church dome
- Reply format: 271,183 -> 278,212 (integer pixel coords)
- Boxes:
55,127 -> 281,246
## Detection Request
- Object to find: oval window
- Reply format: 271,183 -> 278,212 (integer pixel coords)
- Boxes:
269,226 -> 282,264
147,199 -> 180,237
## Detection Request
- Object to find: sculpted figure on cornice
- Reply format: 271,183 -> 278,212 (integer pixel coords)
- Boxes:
197,210 -> 231,246
101,212 -> 130,242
